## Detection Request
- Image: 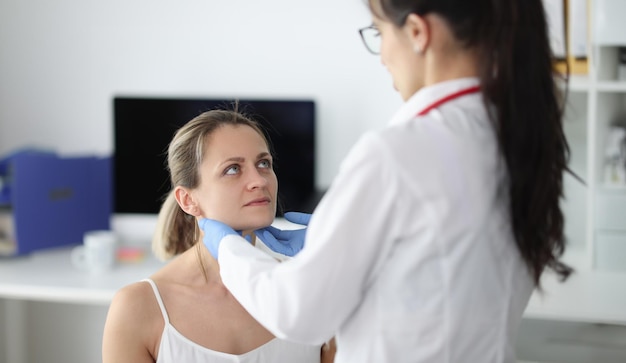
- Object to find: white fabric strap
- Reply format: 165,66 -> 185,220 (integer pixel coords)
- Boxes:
142,278 -> 170,324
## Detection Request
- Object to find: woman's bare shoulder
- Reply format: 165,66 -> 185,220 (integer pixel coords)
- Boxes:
103,281 -> 163,363
109,280 -> 161,325
115,280 -> 155,302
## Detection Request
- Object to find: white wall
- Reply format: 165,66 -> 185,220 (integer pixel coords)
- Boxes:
0,1 -> 402,362
0,0 -> 401,189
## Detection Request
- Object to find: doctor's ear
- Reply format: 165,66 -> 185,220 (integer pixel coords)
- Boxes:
174,186 -> 201,216
404,13 -> 430,54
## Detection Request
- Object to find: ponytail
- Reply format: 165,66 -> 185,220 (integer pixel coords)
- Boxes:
476,0 -> 573,285
152,191 -> 198,260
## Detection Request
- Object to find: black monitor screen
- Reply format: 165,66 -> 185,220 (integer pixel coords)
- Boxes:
113,97 -> 316,216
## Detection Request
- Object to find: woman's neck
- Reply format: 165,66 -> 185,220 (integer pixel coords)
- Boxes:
191,230 -> 257,285
241,230 -> 257,246
424,48 -> 479,86
191,242 -> 221,285
422,13 -> 480,87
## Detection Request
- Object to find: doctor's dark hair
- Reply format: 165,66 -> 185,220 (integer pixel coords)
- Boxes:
152,108 -> 272,260
369,0 -> 573,286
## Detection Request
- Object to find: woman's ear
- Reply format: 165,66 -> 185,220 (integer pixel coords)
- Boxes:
174,186 -> 201,216
404,13 -> 430,54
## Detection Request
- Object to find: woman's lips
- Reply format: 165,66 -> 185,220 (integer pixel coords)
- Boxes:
245,197 -> 270,206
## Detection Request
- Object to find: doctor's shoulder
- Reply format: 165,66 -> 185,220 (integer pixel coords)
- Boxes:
359,117 -> 441,158
334,123 -> 427,177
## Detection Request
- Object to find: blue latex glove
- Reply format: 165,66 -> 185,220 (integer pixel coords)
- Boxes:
255,212 -> 311,257
198,218 -> 239,259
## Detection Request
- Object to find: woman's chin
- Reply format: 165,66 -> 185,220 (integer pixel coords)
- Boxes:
231,215 -> 274,232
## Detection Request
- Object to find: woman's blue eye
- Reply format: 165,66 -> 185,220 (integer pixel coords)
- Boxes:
224,165 -> 240,175
258,159 -> 272,169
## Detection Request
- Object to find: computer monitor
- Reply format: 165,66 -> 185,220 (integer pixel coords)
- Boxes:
113,97 -> 317,217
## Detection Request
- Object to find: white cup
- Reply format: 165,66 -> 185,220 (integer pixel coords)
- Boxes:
71,230 -> 117,273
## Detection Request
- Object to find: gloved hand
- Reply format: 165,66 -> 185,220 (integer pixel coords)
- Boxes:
198,218 -> 238,259
255,212 -> 311,257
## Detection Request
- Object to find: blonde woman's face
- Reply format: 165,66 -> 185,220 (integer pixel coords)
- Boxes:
194,124 -> 277,231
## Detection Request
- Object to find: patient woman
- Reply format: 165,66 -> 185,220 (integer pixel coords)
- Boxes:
102,109 -> 334,362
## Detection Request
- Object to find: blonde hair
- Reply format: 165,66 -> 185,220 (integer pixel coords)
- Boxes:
152,108 -> 270,260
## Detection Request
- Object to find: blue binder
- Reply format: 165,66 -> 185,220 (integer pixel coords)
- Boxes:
0,149 -> 112,256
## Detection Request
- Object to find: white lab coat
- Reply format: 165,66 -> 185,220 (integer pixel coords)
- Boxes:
219,77 -> 535,363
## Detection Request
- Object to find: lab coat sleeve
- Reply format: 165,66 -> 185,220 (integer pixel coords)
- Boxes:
219,131 -> 405,344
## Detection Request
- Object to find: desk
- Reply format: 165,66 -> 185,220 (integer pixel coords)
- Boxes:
0,245 -> 165,363
0,245 -> 165,305
2,246 -> 626,363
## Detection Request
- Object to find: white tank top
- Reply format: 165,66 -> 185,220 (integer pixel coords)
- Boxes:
143,279 -> 321,363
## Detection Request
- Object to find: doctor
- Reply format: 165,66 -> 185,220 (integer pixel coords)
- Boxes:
200,0 -> 573,362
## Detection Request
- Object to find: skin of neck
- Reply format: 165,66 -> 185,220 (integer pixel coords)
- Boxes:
193,229 -> 256,284
420,14 -> 480,87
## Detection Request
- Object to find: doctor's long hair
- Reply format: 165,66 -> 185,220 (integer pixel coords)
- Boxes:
369,0 -> 573,286
152,108 -> 271,260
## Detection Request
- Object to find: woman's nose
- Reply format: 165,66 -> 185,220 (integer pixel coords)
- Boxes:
247,168 -> 268,189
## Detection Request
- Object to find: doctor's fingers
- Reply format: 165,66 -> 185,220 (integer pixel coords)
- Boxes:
256,226 -> 302,243
283,211 -> 312,226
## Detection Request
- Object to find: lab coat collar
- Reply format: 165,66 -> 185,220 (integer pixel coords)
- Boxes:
388,77 -> 481,126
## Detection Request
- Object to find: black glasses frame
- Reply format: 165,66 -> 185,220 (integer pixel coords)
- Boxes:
358,25 -> 380,55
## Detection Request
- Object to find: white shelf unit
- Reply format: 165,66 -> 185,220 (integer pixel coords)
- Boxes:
521,66 -> 626,357
560,45 -> 626,273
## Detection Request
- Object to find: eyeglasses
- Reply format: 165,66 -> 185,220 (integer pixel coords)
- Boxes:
358,25 -> 381,55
